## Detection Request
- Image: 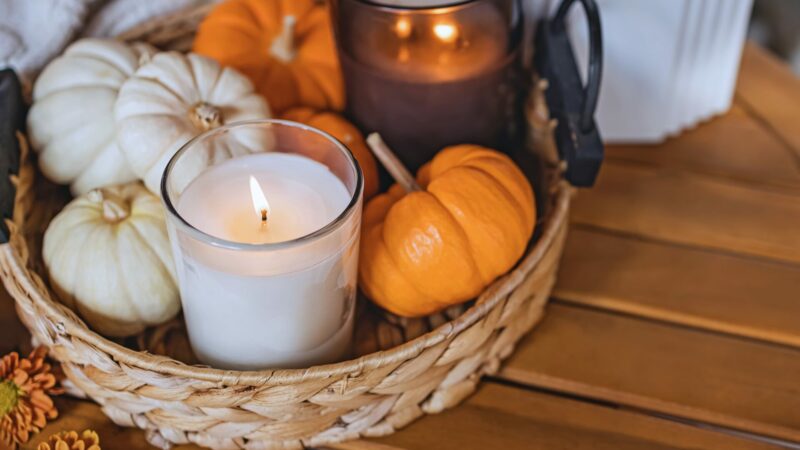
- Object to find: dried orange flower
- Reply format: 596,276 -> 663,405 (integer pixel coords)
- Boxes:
36,429 -> 101,450
0,347 -> 62,449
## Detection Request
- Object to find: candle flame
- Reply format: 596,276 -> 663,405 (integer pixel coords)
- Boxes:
433,22 -> 458,44
395,17 -> 412,39
249,175 -> 270,223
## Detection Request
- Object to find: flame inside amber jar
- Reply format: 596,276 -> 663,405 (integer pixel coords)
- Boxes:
345,6 -> 508,82
395,16 -> 413,38
432,22 -> 458,43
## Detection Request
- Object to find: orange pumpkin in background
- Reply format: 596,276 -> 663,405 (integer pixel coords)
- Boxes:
360,145 -> 536,317
282,107 -> 379,199
193,0 -> 344,114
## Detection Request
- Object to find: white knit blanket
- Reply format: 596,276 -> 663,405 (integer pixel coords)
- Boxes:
0,0 -> 208,83
83,0 -> 202,38
0,0 -> 94,82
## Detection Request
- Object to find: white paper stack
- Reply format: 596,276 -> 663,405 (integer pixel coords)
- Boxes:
547,0 -> 754,143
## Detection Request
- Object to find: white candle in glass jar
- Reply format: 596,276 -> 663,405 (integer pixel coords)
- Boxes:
167,152 -> 360,370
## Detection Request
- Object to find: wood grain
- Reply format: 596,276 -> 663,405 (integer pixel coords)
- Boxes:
606,106 -> 800,189
501,303 -> 800,443
6,272 -> 787,450
336,383 -> 780,450
554,227 -> 800,347
570,161 -> 800,264
21,385 -> 779,450
736,44 -> 800,161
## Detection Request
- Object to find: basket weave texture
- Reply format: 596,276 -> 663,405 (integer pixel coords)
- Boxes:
0,7 -> 571,450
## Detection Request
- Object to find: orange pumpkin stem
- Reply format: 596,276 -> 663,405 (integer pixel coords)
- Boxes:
366,133 -> 421,192
270,15 -> 297,63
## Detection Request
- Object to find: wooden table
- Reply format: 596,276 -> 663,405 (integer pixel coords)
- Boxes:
4,43 -> 800,450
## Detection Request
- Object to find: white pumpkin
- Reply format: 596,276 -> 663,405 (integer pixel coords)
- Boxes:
27,38 -> 156,195
43,182 -> 180,337
115,51 -> 272,195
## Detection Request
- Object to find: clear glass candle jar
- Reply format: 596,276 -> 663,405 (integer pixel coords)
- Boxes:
331,0 -> 524,172
162,120 -> 363,370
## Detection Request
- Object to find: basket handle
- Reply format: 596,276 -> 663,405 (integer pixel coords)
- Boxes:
0,69 -> 24,244
534,0 -> 604,187
552,0 -> 602,134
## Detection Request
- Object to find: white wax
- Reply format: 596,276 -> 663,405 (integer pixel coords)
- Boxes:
179,154 -> 350,244
169,153 -> 360,370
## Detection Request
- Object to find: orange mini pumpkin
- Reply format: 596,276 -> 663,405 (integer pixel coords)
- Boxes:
193,0 -> 344,113
282,107 -> 378,199
360,145 -> 536,317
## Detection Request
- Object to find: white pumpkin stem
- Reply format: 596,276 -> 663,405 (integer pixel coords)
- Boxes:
270,15 -> 297,63
366,133 -> 422,192
138,51 -> 152,66
189,102 -> 223,131
134,44 -> 154,66
91,191 -> 130,223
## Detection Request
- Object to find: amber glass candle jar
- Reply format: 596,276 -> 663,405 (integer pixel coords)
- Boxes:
331,0 -> 524,172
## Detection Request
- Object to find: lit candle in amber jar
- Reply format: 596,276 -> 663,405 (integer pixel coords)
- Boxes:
357,10 -> 507,81
332,0 -> 522,171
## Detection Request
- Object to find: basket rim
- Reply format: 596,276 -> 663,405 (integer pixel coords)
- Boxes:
4,3 -> 572,385
3,179 -> 570,386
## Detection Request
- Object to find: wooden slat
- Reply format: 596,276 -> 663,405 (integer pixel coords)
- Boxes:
4,281 -> 782,450
501,303 -> 800,443
22,385 -> 779,450
606,106 -> 800,189
555,227 -> 800,347
337,383 -> 780,450
570,161 -> 800,264
736,43 -> 800,160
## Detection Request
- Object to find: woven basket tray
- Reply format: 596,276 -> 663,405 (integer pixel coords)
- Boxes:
0,6 -> 571,450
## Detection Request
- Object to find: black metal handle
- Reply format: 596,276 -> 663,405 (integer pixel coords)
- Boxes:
552,0 -> 603,133
534,0 -> 604,187
0,69 -> 25,244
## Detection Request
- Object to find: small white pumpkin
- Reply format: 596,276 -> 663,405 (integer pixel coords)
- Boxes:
27,38 -> 155,195
43,182 -> 180,337
115,51 -> 272,195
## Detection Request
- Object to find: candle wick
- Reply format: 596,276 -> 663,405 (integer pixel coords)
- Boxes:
261,208 -> 268,224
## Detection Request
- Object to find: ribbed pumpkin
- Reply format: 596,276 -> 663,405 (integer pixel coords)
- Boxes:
43,182 -> 179,337
27,39 -> 155,195
360,145 -> 536,317
192,0 -> 343,114
282,107 -> 378,199
114,51 -> 271,195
